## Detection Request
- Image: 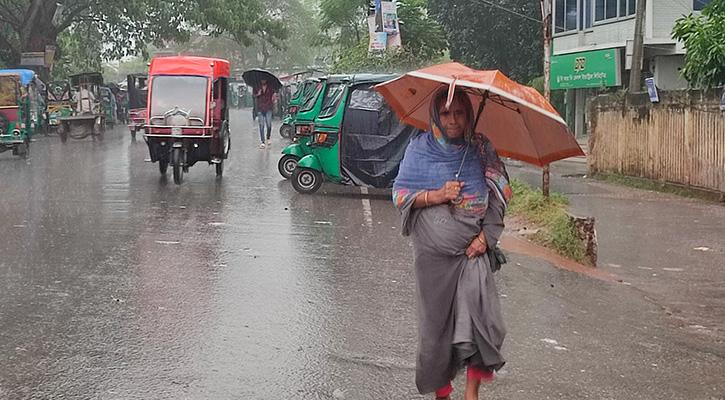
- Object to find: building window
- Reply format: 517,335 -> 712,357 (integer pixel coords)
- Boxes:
555,0 -> 587,33
595,0 -> 635,21
693,0 -> 712,10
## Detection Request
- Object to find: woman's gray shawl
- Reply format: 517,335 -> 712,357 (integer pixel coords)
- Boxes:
400,193 -> 507,394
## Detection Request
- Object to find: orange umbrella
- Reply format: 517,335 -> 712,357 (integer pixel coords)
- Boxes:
374,62 -> 584,167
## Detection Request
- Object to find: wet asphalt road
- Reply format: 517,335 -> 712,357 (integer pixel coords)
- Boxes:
1,109 -> 724,399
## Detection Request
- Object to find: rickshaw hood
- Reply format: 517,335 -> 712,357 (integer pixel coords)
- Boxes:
0,69 -> 35,86
150,56 -> 230,78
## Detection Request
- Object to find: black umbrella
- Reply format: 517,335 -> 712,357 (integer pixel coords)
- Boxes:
242,69 -> 282,91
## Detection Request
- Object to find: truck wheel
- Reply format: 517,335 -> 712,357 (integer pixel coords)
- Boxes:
278,154 -> 299,179
172,147 -> 184,184
291,167 -> 322,194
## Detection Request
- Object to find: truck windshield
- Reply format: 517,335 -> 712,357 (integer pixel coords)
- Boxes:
149,76 -> 208,123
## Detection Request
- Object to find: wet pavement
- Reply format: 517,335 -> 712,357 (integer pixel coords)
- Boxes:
0,110 -> 723,399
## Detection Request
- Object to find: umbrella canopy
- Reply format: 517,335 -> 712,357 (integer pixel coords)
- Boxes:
374,62 -> 584,167
242,69 -> 282,91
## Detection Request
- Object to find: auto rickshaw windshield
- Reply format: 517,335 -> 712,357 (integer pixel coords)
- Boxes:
299,83 -> 323,112
0,77 -> 19,107
149,75 -> 208,122
319,83 -> 346,118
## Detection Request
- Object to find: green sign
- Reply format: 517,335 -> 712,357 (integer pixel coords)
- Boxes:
550,49 -> 621,90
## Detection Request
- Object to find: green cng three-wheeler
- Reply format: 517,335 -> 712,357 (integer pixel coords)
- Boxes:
0,69 -> 45,159
290,74 -> 419,194
47,80 -> 72,130
279,78 -> 319,139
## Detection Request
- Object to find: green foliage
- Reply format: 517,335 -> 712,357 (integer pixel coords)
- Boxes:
527,76 -> 566,117
319,0 -> 369,48
0,0 -> 287,72
672,0 -> 725,88
508,179 -> 587,264
324,0 -> 447,73
429,0 -> 543,83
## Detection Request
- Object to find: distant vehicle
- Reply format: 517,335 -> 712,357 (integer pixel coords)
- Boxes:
47,80 -> 72,131
126,73 -> 148,140
143,56 -> 232,184
57,72 -> 106,143
0,69 -> 45,158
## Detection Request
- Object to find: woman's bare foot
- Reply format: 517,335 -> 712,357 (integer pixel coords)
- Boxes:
464,377 -> 481,400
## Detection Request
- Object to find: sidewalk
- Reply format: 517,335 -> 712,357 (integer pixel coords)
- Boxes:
505,153 -> 725,343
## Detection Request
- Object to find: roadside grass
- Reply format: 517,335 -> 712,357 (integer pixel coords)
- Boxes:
507,179 -> 589,264
592,171 -> 724,202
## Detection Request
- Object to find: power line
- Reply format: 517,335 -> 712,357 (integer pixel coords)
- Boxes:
469,0 -> 544,24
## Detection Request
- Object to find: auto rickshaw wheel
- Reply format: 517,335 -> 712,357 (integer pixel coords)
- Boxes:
216,160 -> 224,177
291,167 -> 322,194
159,159 -> 168,175
278,154 -> 299,179
172,147 -> 184,184
19,138 -> 29,159
130,128 -> 136,141
279,124 -> 293,139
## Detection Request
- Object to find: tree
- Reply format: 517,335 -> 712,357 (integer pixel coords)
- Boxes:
672,0 -> 725,88
428,0 -> 543,83
324,0 -> 447,73
0,0 -> 285,72
318,0 -> 369,49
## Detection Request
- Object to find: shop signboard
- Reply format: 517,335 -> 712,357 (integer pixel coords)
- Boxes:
551,49 -> 621,90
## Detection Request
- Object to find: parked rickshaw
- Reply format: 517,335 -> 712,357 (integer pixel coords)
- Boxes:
47,80 -> 72,131
279,78 -> 319,139
0,69 -> 45,158
143,56 -> 231,184
58,72 -> 105,143
290,74 -> 418,194
277,76 -> 338,179
127,74 -> 147,140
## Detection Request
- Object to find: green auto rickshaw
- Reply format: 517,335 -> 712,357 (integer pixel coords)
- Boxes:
279,78 -> 320,139
0,69 -> 46,159
100,86 -> 117,128
290,74 -> 419,194
47,80 -> 72,131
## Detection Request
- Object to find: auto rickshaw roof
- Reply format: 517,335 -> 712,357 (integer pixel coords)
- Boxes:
150,56 -> 231,78
0,69 -> 36,86
324,74 -> 398,86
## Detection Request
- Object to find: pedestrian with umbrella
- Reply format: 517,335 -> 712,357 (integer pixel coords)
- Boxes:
377,63 -> 583,399
243,69 -> 282,149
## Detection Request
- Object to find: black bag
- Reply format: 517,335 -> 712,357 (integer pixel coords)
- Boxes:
488,246 -> 507,273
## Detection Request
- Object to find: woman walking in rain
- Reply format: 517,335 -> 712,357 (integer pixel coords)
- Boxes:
393,88 -> 512,399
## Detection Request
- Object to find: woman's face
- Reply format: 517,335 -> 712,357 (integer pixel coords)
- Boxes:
437,97 -> 468,139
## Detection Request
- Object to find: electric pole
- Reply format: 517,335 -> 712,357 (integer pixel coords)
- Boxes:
541,0 -> 552,197
629,0 -> 647,91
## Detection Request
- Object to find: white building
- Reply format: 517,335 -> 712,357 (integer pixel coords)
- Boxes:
551,0 -> 712,135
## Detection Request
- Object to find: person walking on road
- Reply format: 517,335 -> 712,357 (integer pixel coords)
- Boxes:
253,79 -> 276,148
392,89 -> 512,400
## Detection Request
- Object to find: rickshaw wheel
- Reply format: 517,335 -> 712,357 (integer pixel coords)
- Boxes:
59,131 -> 67,143
278,154 -> 299,179
19,138 -> 30,159
172,147 -> 184,184
131,129 -> 136,140
291,167 -> 322,194
216,160 -> 224,177
279,124 -> 293,139
159,160 -> 168,175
